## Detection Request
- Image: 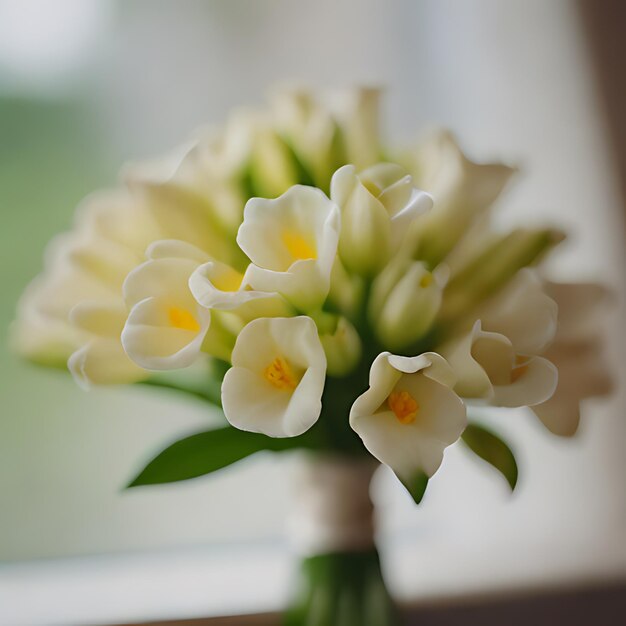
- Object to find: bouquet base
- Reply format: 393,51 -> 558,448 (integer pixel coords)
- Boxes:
284,548 -> 399,626
285,454 -> 400,625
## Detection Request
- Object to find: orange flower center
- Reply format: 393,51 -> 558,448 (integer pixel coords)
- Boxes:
388,390 -> 419,424
264,356 -> 298,390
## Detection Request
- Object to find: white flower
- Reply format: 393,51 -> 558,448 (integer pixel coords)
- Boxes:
121,256 -> 212,370
350,352 -> 466,490
237,185 -> 340,311
225,108 -> 298,199
74,189 -> 162,254
11,273 -> 88,368
400,129 -> 516,265
479,269 -> 558,355
11,221 -> 143,369
407,129 -> 514,209
330,163 -> 432,276
126,171 -> 242,267
189,260 -> 293,322
221,316 -> 327,437
531,282 -> 613,436
330,87 -> 381,170
442,321 -> 558,407
68,302 -> 146,388
270,86 -> 342,189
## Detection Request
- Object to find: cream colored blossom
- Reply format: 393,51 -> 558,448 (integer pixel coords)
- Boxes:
400,129 -> 515,265
479,269 -> 558,355
221,316 -> 327,437
350,352 -> 466,486
442,321 -> 557,407
270,86 -> 343,189
12,193 -> 148,372
68,302 -> 146,388
531,282 -> 613,436
237,185 -> 340,311
121,255 -> 213,370
330,87 -> 381,170
189,259 -> 293,323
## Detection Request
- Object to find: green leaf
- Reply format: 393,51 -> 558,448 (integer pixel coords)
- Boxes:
399,471 -> 429,505
462,422 -> 518,490
127,426 -> 316,488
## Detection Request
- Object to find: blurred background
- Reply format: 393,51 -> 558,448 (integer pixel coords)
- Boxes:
0,0 -> 625,624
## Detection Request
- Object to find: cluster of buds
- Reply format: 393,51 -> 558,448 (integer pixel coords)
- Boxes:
12,88 -> 612,501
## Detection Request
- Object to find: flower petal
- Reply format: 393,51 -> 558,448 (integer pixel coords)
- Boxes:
350,352 -> 466,482
237,186 -> 340,310
480,269 -> 557,355
222,316 -> 327,437
121,296 -> 210,370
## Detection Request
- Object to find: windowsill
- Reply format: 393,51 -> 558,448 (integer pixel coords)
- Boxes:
2,531 -> 626,626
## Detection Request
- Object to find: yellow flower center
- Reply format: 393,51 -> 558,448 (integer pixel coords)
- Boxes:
388,390 -> 419,424
264,356 -> 298,390
282,230 -> 317,260
419,272 -> 433,288
168,306 -> 200,332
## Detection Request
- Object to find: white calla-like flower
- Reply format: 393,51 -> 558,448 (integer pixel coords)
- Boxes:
68,302 -> 146,388
400,129 -> 516,265
442,321 -> 558,407
225,107 -> 298,199
221,316 -> 327,437
121,256 -> 212,370
479,269 -> 558,355
331,87 -> 381,170
188,260 -> 293,322
237,185 -> 340,311
531,282 -> 613,436
350,352 -> 466,489
74,189 -> 163,254
270,86 -> 342,189
127,172 -> 242,267
11,274 -> 89,368
11,223 -> 142,368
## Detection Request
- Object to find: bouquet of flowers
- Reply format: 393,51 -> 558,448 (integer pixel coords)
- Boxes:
12,87 -> 612,625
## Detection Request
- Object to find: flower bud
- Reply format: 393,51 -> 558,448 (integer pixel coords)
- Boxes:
327,258 -> 364,319
319,317 -> 362,377
230,109 -> 299,199
331,165 -> 392,276
375,262 -> 443,350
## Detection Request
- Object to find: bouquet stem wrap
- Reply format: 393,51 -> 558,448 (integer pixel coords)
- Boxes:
285,455 -> 399,625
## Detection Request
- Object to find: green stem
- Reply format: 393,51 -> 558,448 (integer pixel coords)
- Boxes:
284,549 -> 400,626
